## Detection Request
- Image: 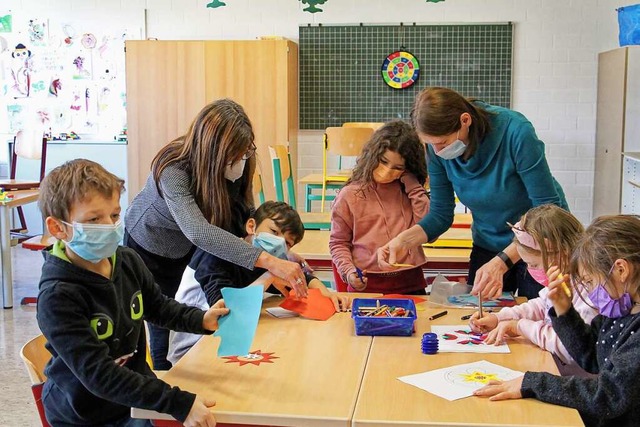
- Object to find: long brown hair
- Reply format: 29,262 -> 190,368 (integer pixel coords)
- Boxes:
152,99 -> 255,230
570,215 -> 640,294
346,120 -> 427,193
411,87 -> 493,160
514,204 -> 584,274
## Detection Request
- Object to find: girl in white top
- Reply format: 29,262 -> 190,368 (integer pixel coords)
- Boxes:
470,204 -> 597,375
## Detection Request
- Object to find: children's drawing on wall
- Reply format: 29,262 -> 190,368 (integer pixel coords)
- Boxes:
0,12 -> 140,139
398,360 -> 523,401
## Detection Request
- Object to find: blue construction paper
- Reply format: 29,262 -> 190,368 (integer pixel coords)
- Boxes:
213,285 -> 264,357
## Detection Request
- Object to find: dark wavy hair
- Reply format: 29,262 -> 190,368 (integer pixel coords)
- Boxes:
151,99 -> 255,231
346,120 -> 427,194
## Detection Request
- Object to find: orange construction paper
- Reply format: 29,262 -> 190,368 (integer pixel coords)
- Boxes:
279,288 -> 336,321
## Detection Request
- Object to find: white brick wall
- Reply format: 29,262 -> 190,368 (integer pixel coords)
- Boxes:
6,0 -> 635,222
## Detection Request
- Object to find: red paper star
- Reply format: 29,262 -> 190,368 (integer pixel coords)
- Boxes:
222,350 -> 279,366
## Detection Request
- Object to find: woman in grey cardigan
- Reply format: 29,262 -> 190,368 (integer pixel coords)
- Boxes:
125,99 -> 307,369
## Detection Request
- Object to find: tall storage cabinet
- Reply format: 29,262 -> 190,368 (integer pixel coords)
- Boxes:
593,46 -> 640,217
125,40 -> 298,200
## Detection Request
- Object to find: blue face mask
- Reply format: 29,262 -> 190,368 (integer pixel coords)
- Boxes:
62,219 -> 124,263
252,232 -> 288,260
435,131 -> 467,160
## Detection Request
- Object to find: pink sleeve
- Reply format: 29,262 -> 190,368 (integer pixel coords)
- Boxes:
400,173 -> 430,223
516,319 -> 576,365
495,295 -> 547,322
329,188 -> 356,279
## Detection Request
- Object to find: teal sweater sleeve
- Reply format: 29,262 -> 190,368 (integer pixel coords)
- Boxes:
418,103 -> 568,253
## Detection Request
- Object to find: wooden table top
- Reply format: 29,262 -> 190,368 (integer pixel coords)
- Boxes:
0,189 -> 39,207
293,230 -> 471,263
352,305 -> 584,427
134,295 -> 376,426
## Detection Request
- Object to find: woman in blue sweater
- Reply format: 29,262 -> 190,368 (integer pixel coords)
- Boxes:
378,87 -> 568,300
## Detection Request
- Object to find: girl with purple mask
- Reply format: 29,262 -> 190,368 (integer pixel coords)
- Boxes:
469,204 -> 597,376
474,215 -> 640,427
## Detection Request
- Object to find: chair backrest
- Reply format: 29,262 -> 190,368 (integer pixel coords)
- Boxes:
325,127 -> 374,157
342,122 -> 384,131
20,335 -> 52,427
268,145 -> 296,207
11,132 -> 48,182
20,334 -> 50,385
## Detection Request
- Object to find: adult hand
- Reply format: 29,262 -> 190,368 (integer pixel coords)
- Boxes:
473,377 -> 524,401
378,225 -> 428,269
471,257 -> 508,300
287,251 -> 314,274
183,395 -> 217,427
484,320 -> 520,345
347,272 -> 367,291
202,300 -> 230,331
258,252 -> 307,298
546,266 -> 572,316
469,312 -> 499,334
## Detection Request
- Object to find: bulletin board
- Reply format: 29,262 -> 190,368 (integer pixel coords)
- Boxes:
0,9 -> 144,140
299,23 -> 513,130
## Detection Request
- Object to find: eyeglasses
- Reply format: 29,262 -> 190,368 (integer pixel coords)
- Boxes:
241,143 -> 257,160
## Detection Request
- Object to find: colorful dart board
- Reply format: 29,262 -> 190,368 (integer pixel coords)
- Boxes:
381,50 -> 420,89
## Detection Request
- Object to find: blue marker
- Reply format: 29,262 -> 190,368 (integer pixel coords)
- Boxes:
355,267 -> 365,282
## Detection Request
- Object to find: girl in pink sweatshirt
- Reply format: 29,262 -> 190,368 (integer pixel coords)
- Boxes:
330,120 -> 430,294
470,204 -> 597,375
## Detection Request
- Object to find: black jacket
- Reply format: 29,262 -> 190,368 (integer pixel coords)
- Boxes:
37,244 -> 209,425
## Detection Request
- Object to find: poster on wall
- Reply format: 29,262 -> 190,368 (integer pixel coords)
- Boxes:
0,10 -> 143,141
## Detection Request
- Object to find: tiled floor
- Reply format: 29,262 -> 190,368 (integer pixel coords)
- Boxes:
1,246 -> 46,426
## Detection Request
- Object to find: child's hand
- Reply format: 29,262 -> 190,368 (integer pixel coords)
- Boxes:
347,272 -> 367,291
484,320 -> 519,345
271,276 -> 292,298
184,395 -> 217,427
546,266 -> 572,316
330,294 -> 351,312
469,312 -> 498,333
473,376 -> 524,401
202,300 -> 230,332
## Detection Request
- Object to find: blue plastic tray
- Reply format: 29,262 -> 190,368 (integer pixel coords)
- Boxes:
352,298 -> 417,336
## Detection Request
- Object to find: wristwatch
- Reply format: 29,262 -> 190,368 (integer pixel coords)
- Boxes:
496,251 -> 514,269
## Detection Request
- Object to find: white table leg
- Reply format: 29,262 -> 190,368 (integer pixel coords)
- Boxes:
1,206 -> 13,308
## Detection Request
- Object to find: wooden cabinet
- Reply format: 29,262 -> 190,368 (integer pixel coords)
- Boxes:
593,46 -> 640,217
125,40 -> 298,201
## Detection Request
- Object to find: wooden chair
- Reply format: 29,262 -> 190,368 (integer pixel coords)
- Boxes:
321,126 -> 374,212
269,145 -> 331,230
0,130 -> 47,237
252,169 -> 266,205
342,122 -> 384,130
20,334 -> 52,427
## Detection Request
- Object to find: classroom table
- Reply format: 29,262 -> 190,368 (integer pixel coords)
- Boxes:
132,292 -> 378,427
0,189 -> 40,308
352,305 -> 584,427
292,229 -> 471,274
133,298 -> 583,427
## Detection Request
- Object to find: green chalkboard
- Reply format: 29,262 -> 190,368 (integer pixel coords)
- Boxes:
299,23 -> 513,130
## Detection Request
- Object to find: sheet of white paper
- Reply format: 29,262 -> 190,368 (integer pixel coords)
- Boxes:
265,307 -> 299,318
431,325 -> 510,353
398,360 -> 524,401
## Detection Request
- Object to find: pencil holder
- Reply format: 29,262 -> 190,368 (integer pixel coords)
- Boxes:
421,332 -> 439,355
352,298 -> 417,336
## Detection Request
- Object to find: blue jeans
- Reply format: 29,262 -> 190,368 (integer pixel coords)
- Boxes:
468,244 -> 543,300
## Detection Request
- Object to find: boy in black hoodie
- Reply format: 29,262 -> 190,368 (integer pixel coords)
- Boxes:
36,159 -> 228,426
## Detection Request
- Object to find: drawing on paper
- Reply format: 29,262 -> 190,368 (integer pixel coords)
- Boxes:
431,325 -> 510,353
398,360 -> 524,401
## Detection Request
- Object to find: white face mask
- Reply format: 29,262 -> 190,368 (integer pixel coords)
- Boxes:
435,131 -> 467,160
224,158 -> 246,182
